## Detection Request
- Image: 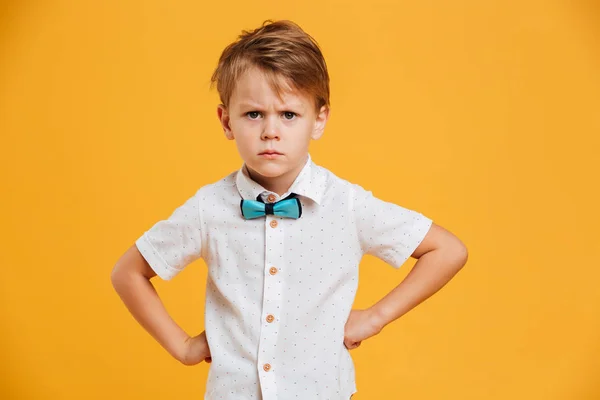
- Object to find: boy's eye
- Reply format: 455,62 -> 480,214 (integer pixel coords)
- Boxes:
246,111 -> 296,120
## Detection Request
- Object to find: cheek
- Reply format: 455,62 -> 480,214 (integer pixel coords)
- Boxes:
231,119 -> 260,135
231,129 -> 257,152
293,123 -> 315,143
229,118 -> 243,132
234,134 -> 253,150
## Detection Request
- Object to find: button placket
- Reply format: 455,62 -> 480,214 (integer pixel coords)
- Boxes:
256,214 -> 284,400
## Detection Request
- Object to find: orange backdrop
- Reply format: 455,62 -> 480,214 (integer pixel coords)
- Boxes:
1,1 -> 599,399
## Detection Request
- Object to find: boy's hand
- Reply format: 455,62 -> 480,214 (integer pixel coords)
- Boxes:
343,308 -> 383,350
180,330 -> 212,366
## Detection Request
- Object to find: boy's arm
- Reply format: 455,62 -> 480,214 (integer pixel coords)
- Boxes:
110,244 -> 191,363
369,222 -> 468,331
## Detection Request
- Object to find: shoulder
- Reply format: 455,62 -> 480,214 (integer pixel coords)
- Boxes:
192,170 -> 238,201
314,163 -> 370,201
311,163 -> 372,213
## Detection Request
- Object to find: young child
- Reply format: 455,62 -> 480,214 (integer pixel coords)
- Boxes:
111,20 -> 468,400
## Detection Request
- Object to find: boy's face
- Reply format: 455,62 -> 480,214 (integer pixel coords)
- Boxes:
217,66 -> 329,193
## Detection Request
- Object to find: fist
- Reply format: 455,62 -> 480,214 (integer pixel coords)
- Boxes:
343,308 -> 383,350
180,331 -> 212,366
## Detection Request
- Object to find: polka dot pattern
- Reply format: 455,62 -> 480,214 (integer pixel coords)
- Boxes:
135,154 -> 433,400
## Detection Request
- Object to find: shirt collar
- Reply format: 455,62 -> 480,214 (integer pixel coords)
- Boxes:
235,153 -> 325,205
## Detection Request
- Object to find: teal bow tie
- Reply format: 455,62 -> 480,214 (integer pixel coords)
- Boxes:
240,193 -> 302,220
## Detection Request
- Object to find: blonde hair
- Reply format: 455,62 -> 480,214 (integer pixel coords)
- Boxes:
210,20 -> 330,112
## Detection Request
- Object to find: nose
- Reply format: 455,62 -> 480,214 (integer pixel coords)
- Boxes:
261,116 -> 280,141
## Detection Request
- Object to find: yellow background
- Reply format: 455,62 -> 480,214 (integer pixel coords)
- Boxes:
1,1 -> 599,399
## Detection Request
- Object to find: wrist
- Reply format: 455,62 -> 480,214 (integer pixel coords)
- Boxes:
368,305 -> 389,333
170,331 -> 192,364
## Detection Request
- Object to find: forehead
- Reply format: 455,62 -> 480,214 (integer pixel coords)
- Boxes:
230,67 -> 313,110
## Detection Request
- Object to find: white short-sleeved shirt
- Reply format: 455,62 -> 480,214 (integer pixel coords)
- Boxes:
135,153 -> 433,400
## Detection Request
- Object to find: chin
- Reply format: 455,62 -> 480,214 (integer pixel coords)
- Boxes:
249,162 -> 289,178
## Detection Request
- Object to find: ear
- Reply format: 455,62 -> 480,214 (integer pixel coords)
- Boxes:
311,105 -> 330,140
217,104 -> 234,140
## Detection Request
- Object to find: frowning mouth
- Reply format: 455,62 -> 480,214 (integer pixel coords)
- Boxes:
259,151 -> 283,159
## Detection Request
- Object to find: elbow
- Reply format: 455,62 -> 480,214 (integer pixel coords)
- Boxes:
438,238 -> 468,270
110,264 -> 123,289
454,242 -> 469,269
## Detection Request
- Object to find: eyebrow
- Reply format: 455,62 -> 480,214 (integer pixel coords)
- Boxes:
238,102 -> 306,111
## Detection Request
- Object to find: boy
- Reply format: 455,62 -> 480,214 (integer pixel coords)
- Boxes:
111,20 -> 468,400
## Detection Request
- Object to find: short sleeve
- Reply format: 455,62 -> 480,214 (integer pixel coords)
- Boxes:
353,184 -> 433,268
135,190 -> 203,280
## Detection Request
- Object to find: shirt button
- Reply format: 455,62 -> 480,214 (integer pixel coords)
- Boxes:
266,314 -> 275,323
269,267 -> 278,275
270,220 -> 278,228
263,363 -> 271,372
267,194 -> 276,203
